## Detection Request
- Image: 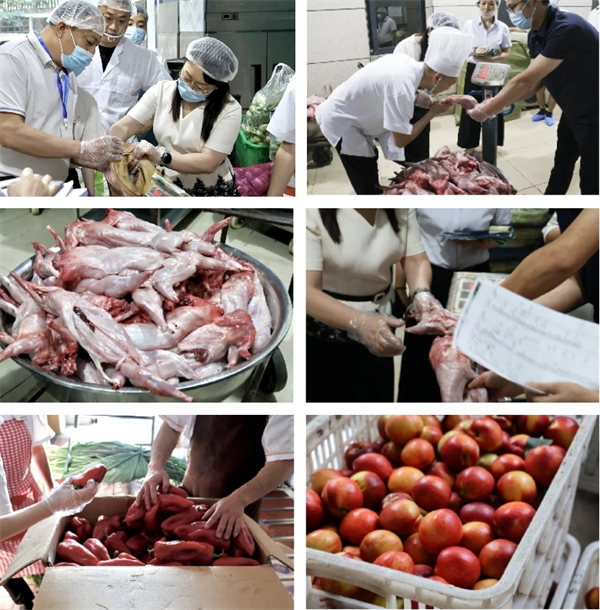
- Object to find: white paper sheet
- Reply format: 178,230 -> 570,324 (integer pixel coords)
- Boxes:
453,280 -> 599,392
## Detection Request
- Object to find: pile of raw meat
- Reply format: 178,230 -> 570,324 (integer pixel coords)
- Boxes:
383,146 -> 517,195
0,211 -> 273,402
406,306 -> 487,402
307,95 -> 326,122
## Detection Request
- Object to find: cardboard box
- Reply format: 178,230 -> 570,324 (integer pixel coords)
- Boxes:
1,496 -> 294,610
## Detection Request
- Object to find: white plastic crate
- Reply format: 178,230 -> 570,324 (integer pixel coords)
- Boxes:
306,415 -> 596,610
563,541 -> 599,609
578,417 -> 599,495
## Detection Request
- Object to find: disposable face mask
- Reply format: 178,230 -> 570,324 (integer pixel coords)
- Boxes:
426,76 -> 441,96
59,27 -> 94,76
125,26 -> 146,45
481,10 -> 496,18
178,78 -> 206,103
509,0 -> 535,28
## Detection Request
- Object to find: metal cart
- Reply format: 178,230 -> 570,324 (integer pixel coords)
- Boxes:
307,121 -> 333,167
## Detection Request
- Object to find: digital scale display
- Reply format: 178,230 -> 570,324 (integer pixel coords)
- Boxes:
447,272 -> 509,314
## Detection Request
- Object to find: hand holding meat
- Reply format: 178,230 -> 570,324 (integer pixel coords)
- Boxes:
78,136 -> 124,170
467,370 -> 521,401
415,90 -> 434,109
440,95 -> 479,110
40,476 -> 99,517
131,141 -> 162,165
347,313 -> 405,357
467,100 -> 496,123
411,291 -> 442,316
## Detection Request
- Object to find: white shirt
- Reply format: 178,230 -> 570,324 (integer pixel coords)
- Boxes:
316,55 -> 423,159
268,74 -> 296,144
0,32 -> 79,180
159,415 -> 294,462
588,7 -> 599,30
74,88 -> 105,142
394,34 -> 422,61
77,37 -> 171,134
542,212 -> 559,243
0,415 -> 54,447
307,208 -> 425,314
462,17 -> 512,64
416,208 -> 512,269
128,80 -> 242,190
377,16 -> 398,45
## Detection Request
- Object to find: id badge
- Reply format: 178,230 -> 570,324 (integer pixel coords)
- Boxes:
60,120 -> 74,140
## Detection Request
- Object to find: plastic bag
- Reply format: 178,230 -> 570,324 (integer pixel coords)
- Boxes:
243,64 -> 295,146
269,134 -> 282,160
233,162 -> 274,196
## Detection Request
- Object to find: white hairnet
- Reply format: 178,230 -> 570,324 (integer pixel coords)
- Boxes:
98,0 -> 132,13
185,37 -> 239,82
48,0 -> 105,38
425,27 -> 472,77
427,11 -> 461,30
132,3 -> 148,19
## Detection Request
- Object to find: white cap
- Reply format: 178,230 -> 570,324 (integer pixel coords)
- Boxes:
48,0 -> 105,38
186,37 -> 239,82
427,11 -> 461,30
424,27 -> 472,77
98,0 -> 132,13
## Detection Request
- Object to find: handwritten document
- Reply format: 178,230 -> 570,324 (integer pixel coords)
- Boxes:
453,280 -> 599,392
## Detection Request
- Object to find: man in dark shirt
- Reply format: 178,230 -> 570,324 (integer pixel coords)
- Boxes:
467,0 -> 599,194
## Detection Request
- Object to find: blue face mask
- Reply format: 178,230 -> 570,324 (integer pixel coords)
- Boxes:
125,26 -> 146,45
178,78 -> 206,103
59,27 -> 94,76
509,0 -> 536,28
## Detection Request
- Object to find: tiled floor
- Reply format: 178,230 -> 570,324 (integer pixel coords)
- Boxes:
308,106 -> 581,195
0,208 -> 293,403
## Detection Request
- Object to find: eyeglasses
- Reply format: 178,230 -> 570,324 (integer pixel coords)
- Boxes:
180,72 -> 215,95
506,0 -> 526,13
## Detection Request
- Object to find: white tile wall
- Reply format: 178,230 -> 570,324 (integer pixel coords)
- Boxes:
308,9 -> 371,63
308,59 -> 371,95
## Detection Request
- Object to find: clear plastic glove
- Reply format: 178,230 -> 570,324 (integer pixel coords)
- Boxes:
7,168 -> 60,197
40,477 -> 98,517
136,466 -> 170,510
467,100 -> 496,123
131,141 -> 161,165
411,291 -> 443,316
347,313 -> 405,357
79,136 -> 124,170
415,90 -> 434,109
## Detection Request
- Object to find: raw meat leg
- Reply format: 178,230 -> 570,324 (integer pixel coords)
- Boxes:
132,284 -> 171,332
75,270 -> 153,299
118,358 -> 194,402
248,273 -> 272,354
219,271 -> 255,314
201,218 -> 231,243
405,308 -> 459,336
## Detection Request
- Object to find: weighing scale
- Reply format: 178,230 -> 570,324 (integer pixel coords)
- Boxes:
447,271 -> 509,314
470,62 -> 514,167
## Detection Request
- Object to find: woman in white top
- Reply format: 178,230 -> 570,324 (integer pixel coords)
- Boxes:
397,208 -> 511,403
394,12 -> 461,162
458,0 -> 511,150
306,209 -> 437,403
109,37 -> 242,196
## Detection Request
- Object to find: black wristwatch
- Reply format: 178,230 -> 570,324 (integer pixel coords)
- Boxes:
158,147 -> 172,167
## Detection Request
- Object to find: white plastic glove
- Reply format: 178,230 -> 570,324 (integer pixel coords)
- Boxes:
40,477 -> 99,517
78,136 -> 124,170
347,313 -> 405,357
467,100 -> 496,123
131,141 -> 162,165
415,90 -> 434,109
411,291 -> 443,316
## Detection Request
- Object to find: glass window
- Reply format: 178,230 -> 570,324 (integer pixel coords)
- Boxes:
366,0 -> 426,55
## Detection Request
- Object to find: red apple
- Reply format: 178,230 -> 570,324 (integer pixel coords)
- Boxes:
504,434 -> 529,459
401,438 -> 435,471
467,417 -> 504,452
353,453 -> 393,483
360,529 -> 403,563
496,470 -> 537,505
442,415 -> 471,433
379,499 -> 422,537
421,425 -> 443,446
411,475 -> 452,512
524,444 -> 566,487
455,418 -> 475,433
378,415 -> 392,441
488,415 -> 516,433
428,575 -> 449,584
461,521 -> 494,556
478,539 -> 518,579
493,502 -> 536,543
351,471 -> 387,510
477,453 -> 499,472
455,466 -> 495,502
321,572 -> 361,598
340,469 -> 354,477
586,586 -> 599,609
381,441 -> 404,467
435,546 -> 481,589
447,491 -> 463,514
340,508 -> 379,545
404,533 -> 438,566
344,441 -> 379,470
544,416 -> 579,450
388,467 -> 424,494
460,502 -> 496,527
309,468 -> 343,495
516,415 -> 551,437
439,433 -> 480,472
437,430 -> 460,454
380,492 -> 413,511
473,578 -> 499,590
427,461 -> 456,488
307,529 -> 342,553
322,477 -> 363,518
490,453 -> 525,481
418,509 -> 463,554
385,415 -> 424,445
420,415 -> 441,429
374,550 -> 415,574
414,564 -> 434,578
498,431 -> 512,455
342,545 -> 361,558
307,488 -> 324,531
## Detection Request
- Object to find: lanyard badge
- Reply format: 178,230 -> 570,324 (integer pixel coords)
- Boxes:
36,34 -> 70,130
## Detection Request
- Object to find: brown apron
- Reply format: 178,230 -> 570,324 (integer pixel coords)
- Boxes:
182,416 -> 268,521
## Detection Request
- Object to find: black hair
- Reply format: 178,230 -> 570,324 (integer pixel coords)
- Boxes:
171,70 -> 234,142
419,29 -> 430,61
318,209 -> 400,245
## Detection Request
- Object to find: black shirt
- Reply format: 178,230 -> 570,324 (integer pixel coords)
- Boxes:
99,45 -> 116,72
556,209 -> 599,323
528,7 -> 599,121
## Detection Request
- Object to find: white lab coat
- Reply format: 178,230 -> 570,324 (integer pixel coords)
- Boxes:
77,37 -> 171,135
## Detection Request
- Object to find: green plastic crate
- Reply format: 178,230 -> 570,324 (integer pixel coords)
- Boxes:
235,115 -> 270,167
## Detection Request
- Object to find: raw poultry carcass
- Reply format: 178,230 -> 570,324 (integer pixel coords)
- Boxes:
0,213 -> 275,401
405,308 -> 459,336
104,143 -> 155,197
